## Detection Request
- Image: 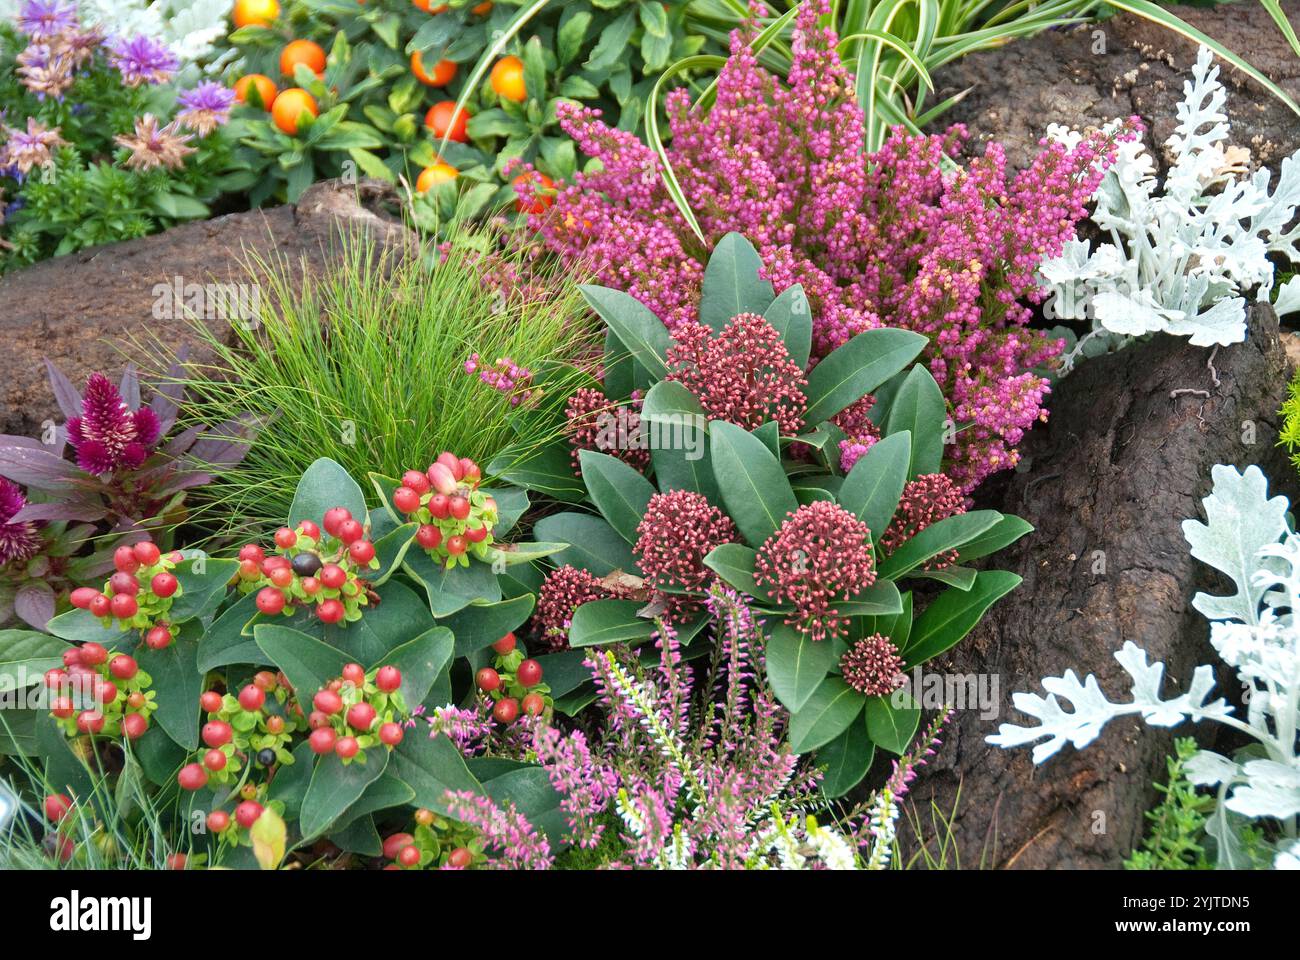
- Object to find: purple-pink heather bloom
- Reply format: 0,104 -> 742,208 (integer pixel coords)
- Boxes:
65,372 -> 162,475
442,790 -> 553,869
528,0 -> 1135,492
839,634 -> 906,696
106,34 -> 178,87
881,472 -> 967,568
463,353 -> 535,406
634,489 -> 738,595
754,500 -> 875,642
532,725 -> 618,850
0,478 -> 41,566
176,82 -> 235,136
665,312 -> 808,432
15,1 -> 77,42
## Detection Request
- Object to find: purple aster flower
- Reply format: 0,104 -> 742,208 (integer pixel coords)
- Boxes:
15,42 -> 76,100
65,373 -> 162,475
107,35 -> 178,87
0,478 -> 42,567
15,0 -> 78,42
176,82 -> 236,136
0,118 -> 68,175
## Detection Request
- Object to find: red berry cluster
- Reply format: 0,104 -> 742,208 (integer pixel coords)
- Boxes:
45,642 -> 157,740
70,540 -> 181,643
202,781 -> 283,850
234,512 -> 377,626
474,632 -> 549,724
306,663 -> 406,764
391,452 -> 499,568
382,809 -> 478,870
179,672 -> 303,790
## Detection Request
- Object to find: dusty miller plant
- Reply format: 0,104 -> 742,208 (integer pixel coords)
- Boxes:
989,464 -> 1300,869
1040,46 -> 1300,370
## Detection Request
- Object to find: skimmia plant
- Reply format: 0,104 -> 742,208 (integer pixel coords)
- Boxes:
990,465 -> 1300,870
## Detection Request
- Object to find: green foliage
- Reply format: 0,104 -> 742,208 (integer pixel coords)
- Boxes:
1279,367 -> 1300,478
1125,738 -> 1213,870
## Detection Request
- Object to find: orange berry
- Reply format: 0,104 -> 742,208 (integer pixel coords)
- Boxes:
472,1 -> 492,13
232,0 -> 280,29
413,0 -> 448,10
417,162 -> 458,192
411,51 -> 456,87
424,100 -> 469,142
271,88 -> 319,135
489,55 -> 526,102
279,39 -> 326,79
233,73 -> 278,110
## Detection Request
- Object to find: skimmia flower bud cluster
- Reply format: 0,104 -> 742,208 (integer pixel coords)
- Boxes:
304,662 -> 407,765
186,672 -> 304,788
473,632 -> 550,725
391,451 -> 499,568
565,387 -> 650,476
45,641 -> 156,741
533,564 -> 630,652
880,473 -> 967,569
234,512 -> 376,626
69,539 -> 180,639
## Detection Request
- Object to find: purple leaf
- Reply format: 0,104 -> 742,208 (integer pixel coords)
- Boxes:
43,358 -> 83,421
189,414 -> 259,468
0,444 -> 81,488
0,434 -> 46,449
162,423 -> 204,456
12,500 -> 107,523
154,470 -> 212,496
119,363 -> 141,411
15,581 -> 56,631
151,349 -> 190,434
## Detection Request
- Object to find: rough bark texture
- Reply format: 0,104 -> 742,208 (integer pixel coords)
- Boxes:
903,304 -> 1296,869
0,179 -> 410,438
934,4 -> 1300,172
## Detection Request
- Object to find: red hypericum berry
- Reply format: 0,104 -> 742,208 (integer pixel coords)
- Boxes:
51,696 -> 75,718
428,494 -> 451,519
254,671 -> 278,692
308,710 -> 330,730
309,727 -> 337,754
178,763 -> 208,791
492,698 -> 519,724
95,679 -> 119,705
45,793 -> 72,823
238,543 -> 265,563
319,564 -> 347,589
446,535 -> 468,556
393,486 -> 421,513
342,663 -> 365,686
398,844 -> 421,867
238,559 -> 260,581
415,525 -> 442,550
414,808 -> 434,827
126,691 -> 146,709
297,519 -> 321,539
200,690 -> 223,713
402,470 -> 430,494
109,571 -> 140,597
110,594 -> 138,619
449,496 -> 470,521
109,654 -> 138,680
88,593 -> 112,618
165,853 -> 187,870
145,625 -> 173,650
436,451 -> 464,481
313,689 -> 343,715
80,642 -> 108,666
335,736 -> 360,759
44,668 -> 67,690
375,665 -> 401,692
346,702 -> 376,731
69,586 -> 99,609
382,832 -> 415,860
337,519 -> 364,545
475,667 -> 500,692
113,545 -> 140,573
261,556 -> 289,575
207,810 -> 231,832
378,722 -> 403,746
266,715 -> 285,734
256,587 -> 286,616
317,599 -> 345,624
132,541 -> 161,565
427,463 -> 458,497
61,648 -> 83,668
274,527 -> 297,549
202,720 -> 233,748
323,507 -> 352,537
465,524 -> 489,543
491,632 -> 516,655
522,692 -> 545,717
122,712 -> 149,739
204,749 -> 227,772
238,685 -> 266,712
348,540 -> 375,565
301,576 -> 321,595
235,800 -> 264,828
448,847 -> 472,869
269,566 -> 294,589
328,679 -> 343,692
151,572 -> 179,598
517,659 -> 543,687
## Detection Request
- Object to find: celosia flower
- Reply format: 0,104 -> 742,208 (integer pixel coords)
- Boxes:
754,500 -> 875,642
0,478 -> 41,566
114,115 -> 196,171
839,634 -> 905,696
634,489 -> 738,595
565,387 -> 650,475
175,82 -> 235,136
665,312 -> 807,432
15,0 -> 77,42
534,565 -> 611,652
880,473 -> 966,568
65,373 -> 162,475
0,117 -> 67,174
106,35 -> 178,87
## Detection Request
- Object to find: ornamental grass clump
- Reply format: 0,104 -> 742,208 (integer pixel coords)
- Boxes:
528,1 -> 1133,491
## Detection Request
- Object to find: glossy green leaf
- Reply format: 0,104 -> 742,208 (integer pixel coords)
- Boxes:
904,570 -> 1022,666
789,677 -> 866,754
804,328 -> 928,426
698,232 -> 775,330
766,623 -> 839,713
710,420 -> 798,548
579,450 -> 657,544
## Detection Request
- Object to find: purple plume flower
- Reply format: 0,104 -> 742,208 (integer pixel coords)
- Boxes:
65,373 -> 162,475
0,478 -> 41,566
106,35 -> 178,87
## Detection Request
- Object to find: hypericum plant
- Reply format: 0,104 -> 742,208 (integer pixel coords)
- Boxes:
1040,46 -> 1300,370
526,6 -> 1135,491
43,639 -> 157,741
990,464 -> 1300,870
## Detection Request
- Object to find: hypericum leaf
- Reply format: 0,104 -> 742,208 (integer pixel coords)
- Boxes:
288,458 -> 367,535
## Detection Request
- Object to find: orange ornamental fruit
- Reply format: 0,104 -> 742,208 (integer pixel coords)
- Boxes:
411,51 -> 456,87
417,162 -> 458,192
489,55 -> 526,102
413,0 -> 449,10
512,171 -> 555,213
232,0 -> 280,29
234,73 -> 278,110
279,39 -> 327,79
424,100 -> 469,142
472,1 -> 493,13
271,88 -> 319,135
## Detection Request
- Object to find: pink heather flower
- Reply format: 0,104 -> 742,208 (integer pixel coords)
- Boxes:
531,0 -> 1136,493
442,790 -> 553,869
114,114 -> 196,171
176,82 -> 235,136
107,35 -> 178,87
0,118 -> 67,174
463,353 -> 535,406
880,472 -> 966,568
565,387 -> 650,475
15,1 -> 77,42
65,373 -> 162,476
534,565 -> 612,652
839,634 -> 905,696
634,489 -> 738,594
532,725 -> 619,849
0,478 -> 41,566
424,703 -> 493,757
831,395 -> 882,472
754,500 -> 875,642
665,312 -> 807,432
